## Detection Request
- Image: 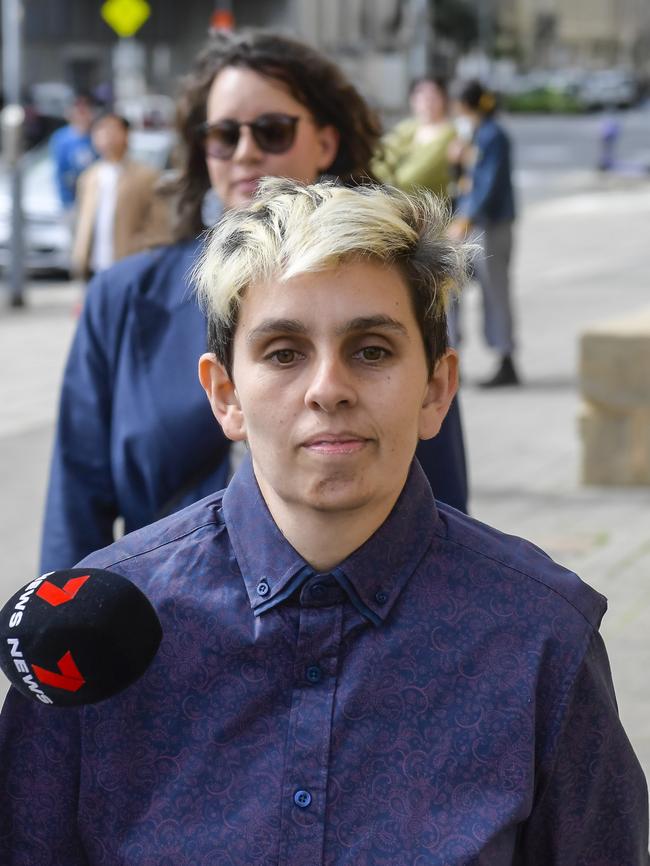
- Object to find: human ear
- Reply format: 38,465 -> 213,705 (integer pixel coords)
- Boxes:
198,353 -> 247,442
418,349 -> 459,440
315,125 -> 341,173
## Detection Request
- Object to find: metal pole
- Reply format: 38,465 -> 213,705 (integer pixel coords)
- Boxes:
1,0 -> 26,307
408,0 -> 430,81
477,0 -> 493,80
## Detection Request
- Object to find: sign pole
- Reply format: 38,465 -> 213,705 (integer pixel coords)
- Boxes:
1,0 -> 26,308
101,0 -> 151,119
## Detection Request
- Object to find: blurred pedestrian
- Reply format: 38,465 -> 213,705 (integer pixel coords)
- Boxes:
373,75 -> 456,200
448,79 -> 519,388
39,30 -> 469,573
372,74 -> 468,496
71,111 -> 171,279
49,92 -> 98,211
597,114 -> 621,171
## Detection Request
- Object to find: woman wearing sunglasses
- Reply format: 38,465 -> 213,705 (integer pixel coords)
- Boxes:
39,30 -> 469,571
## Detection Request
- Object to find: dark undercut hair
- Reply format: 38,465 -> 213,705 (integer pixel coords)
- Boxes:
194,179 -> 474,378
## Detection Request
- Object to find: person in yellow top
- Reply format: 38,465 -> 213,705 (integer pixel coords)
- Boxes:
373,75 -> 456,199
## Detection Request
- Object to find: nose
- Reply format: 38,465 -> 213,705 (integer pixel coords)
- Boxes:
304,355 -> 357,413
232,124 -> 263,163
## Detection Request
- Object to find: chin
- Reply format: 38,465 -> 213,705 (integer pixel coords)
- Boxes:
303,477 -> 375,514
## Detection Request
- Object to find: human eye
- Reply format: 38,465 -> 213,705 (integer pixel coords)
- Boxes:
354,345 -> 391,363
265,348 -> 302,366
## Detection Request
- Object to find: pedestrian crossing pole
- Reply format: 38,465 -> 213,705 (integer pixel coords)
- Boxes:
1,0 -> 26,307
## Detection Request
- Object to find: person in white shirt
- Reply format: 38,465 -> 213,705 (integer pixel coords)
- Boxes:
71,112 -> 171,278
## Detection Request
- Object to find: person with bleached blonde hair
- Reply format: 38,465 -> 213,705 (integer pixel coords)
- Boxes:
4,179 -> 646,864
39,28 -> 470,578
194,178 -> 465,382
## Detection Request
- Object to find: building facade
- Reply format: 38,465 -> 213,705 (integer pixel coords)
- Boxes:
495,0 -> 650,73
1,1 -> 440,120
3,0 -> 647,122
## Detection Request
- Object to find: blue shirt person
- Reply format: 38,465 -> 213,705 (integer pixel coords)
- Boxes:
49,94 -> 98,209
2,181 -> 647,865
449,80 -> 519,387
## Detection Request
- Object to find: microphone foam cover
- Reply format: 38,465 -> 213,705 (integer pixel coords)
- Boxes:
0,568 -> 162,707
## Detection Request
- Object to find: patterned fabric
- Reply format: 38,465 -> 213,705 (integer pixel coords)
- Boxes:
1,457 -> 648,865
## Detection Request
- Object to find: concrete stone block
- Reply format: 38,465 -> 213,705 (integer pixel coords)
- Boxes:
580,307 -> 650,408
579,306 -> 650,486
580,403 -> 650,485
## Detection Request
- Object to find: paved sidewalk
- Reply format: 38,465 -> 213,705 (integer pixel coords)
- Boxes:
459,180 -> 650,788
0,279 -> 80,623
0,176 -> 649,796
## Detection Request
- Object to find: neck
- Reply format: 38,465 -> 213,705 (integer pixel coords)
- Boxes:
254,469 -> 406,573
418,112 -> 445,126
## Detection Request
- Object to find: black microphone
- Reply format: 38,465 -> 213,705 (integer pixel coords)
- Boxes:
0,568 -> 162,707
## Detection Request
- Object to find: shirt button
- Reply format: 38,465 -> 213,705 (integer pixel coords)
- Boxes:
305,665 -> 322,684
256,580 -> 270,597
310,583 -> 326,598
375,590 -> 388,605
294,789 -> 312,808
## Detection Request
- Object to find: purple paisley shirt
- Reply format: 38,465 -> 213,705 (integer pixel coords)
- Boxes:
1,457 -> 648,865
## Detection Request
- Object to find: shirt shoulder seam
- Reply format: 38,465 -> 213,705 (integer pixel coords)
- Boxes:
95,518 -> 222,569
437,532 -> 601,631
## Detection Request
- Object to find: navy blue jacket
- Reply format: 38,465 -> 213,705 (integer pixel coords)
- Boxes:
40,240 -> 468,571
457,116 -> 515,226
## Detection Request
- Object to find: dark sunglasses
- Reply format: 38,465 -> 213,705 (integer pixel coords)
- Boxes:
198,112 -> 303,160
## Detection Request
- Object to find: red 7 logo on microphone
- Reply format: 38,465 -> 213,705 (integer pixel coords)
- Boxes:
32,651 -> 86,692
36,575 -> 90,607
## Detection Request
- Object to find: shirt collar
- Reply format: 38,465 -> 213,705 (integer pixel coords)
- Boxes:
222,455 -> 443,626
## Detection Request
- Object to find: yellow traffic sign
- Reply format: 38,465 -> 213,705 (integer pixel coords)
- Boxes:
101,0 -> 151,38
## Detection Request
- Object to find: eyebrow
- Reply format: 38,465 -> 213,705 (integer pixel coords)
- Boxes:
246,315 -> 409,344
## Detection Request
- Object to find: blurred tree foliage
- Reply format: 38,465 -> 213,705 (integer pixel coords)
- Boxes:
430,0 -> 478,51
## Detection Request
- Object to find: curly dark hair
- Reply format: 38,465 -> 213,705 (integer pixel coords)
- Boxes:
166,30 -> 382,241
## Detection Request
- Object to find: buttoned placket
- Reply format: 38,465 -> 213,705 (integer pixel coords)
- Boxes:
277,578 -> 344,865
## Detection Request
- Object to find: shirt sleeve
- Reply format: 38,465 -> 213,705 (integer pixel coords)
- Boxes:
124,170 -> 173,257
521,631 -> 650,865
39,272 -> 120,572
0,688 -> 89,865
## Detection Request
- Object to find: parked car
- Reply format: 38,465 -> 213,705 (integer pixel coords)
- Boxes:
0,146 -> 72,274
29,81 -> 74,121
0,128 -> 176,275
129,127 -> 176,171
23,81 -> 72,148
578,70 -> 639,110
116,94 -> 176,130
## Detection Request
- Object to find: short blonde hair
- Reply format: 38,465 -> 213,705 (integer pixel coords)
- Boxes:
194,178 -> 471,373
